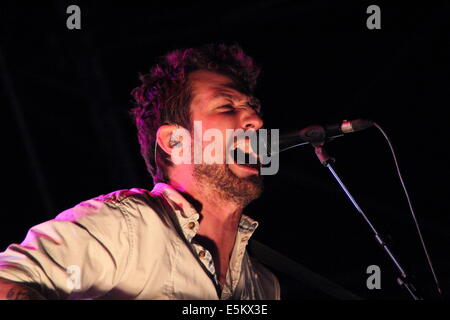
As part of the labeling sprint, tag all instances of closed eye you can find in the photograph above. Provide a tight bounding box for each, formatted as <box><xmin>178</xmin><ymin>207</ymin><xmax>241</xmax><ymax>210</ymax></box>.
<box><xmin>218</xmin><ymin>104</ymin><xmax>236</xmax><ymax>113</ymax></box>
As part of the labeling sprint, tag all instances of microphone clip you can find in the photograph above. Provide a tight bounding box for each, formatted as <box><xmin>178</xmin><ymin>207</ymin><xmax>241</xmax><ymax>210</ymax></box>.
<box><xmin>313</xmin><ymin>143</ymin><xmax>335</xmax><ymax>166</ymax></box>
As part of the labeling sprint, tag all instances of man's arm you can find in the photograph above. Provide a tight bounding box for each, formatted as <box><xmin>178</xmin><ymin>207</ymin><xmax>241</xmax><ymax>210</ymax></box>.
<box><xmin>0</xmin><ymin>277</ymin><xmax>46</xmax><ymax>300</ymax></box>
<box><xmin>0</xmin><ymin>195</ymin><xmax>133</xmax><ymax>300</ymax></box>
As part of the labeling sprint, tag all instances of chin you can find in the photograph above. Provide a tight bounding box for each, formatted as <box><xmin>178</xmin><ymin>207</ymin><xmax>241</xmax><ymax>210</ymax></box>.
<box><xmin>194</xmin><ymin>163</ymin><xmax>264</xmax><ymax>206</ymax></box>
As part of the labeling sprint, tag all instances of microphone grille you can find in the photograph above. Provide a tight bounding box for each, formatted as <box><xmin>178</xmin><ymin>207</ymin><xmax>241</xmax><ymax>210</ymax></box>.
<box><xmin>341</xmin><ymin>119</ymin><xmax>373</xmax><ymax>133</ymax></box>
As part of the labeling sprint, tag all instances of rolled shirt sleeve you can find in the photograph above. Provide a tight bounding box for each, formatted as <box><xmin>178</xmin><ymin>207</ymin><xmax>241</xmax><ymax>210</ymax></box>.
<box><xmin>0</xmin><ymin>197</ymin><xmax>131</xmax><ymax>299</ymax></box>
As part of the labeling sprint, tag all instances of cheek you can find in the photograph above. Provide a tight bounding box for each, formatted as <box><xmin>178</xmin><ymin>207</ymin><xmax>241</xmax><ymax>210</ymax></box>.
<box><xmin>199</xmin><ymin>117</ymin><xmax>238</xmax><ymax>142</ymax></box>
<box><xmin>196</xmin><ymin>120</ymin><xmax>236</xmax><ymax>163</ymax></box>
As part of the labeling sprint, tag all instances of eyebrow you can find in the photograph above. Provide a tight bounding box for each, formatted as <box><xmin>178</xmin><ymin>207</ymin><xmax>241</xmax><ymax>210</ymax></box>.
<box><xmin>211</xmin><ymin>83</ymin><xmax>262</xmax><ymax>114</ymax></box>
<box><xmin>213</xmin><ymin>91</ymin><xmax>260</xmax><ymax>111</ymax></box>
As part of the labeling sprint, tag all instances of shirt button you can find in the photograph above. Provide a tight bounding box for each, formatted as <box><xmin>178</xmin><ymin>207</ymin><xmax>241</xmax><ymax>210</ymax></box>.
<box><xmin>188</xmin><ymin>221</ymin><xmax>196</xmax><ymax>229</ymax></box>
<box><xmin>198</xmin><ymin>250</ymin><xmax>206</xmax><ymax>258</ymax></box>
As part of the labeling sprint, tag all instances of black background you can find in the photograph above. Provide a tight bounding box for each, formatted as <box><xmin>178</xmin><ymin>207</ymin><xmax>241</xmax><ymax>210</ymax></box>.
<box><xmin>1</xmin><ymin>1</ymin><xmax>449</xmax><ymax>300</ymax></box>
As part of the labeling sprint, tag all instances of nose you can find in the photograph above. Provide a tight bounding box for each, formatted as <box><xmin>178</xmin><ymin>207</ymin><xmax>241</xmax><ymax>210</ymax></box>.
<box><xmin>242</xmin><ymin>110</ymin><xmax>264</xmax><ymax>131</ymax></box>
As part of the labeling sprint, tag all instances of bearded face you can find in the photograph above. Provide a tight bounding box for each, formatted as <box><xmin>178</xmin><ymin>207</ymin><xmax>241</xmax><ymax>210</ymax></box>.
<box><xmin>169</xmin><ymin>70</ymin><xmax>265</xmax><ymax>207</ymax></box>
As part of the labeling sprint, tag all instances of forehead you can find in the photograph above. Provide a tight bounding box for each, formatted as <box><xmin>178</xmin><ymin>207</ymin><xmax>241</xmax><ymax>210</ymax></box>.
<box><xmin>189</xmin><ymin>70</ymin><xmax>248</xmax><ymax>103</ymax></box>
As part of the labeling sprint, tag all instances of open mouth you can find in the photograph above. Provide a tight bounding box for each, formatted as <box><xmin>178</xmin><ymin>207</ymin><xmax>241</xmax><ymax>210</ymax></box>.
<box><xmin>230</xmin><ymin>144</ymin><xmax>261</xmax><ymax>171</ymax></box>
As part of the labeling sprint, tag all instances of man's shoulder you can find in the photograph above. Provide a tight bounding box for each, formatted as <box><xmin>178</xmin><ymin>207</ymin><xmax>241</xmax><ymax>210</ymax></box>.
<box><xmin>55</xmin><ymin>187</ymin><xmax>166</xmax><ymax>224</ymax></box>
<box><xmin>91</xmin><ymin>188</ymin><xmax>155</xmax><ymax>205</ymax></box>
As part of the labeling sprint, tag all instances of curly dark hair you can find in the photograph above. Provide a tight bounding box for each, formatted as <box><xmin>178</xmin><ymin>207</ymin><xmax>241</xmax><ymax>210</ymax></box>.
<box><xmin>130</xmin><ymin>43</ymin><xmax>261</xmax><ymax>184</ymax></box>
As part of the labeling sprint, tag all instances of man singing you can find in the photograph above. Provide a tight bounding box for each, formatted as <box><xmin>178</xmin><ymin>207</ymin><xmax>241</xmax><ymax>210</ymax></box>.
<box><xmin>0</xmin><ymin>43</ymin><xmax>280</xmax><ymax>300</ymax></box>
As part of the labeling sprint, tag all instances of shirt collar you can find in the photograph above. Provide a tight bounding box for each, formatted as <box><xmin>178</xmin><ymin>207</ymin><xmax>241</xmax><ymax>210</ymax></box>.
<box><xmin>151</xmin><ymin>182</ymin><xmax>259</xmax><ymax>242</ymax></box>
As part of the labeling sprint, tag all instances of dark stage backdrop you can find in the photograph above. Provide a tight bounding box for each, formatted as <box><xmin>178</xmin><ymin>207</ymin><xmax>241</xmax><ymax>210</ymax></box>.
<box><xmin>1</xmin><ymin>1</ymin><xmax>449</xmax><ymax>300</ymax></box>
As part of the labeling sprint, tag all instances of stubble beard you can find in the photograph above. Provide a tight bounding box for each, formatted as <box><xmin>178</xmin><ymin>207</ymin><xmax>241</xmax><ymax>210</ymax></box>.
<box><xmin>193</xmin><ymin>163</ymin><xmax>264</xmax><ymax>207</ymax></box>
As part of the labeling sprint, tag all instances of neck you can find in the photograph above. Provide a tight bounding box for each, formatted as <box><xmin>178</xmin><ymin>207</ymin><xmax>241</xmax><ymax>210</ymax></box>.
<box><xmin>168</xmin><ymin>176</ymin><xmax>243</xmax><ymax>238</ymax></box>
<box><xmin>168</xmin><ymin>173</ymin><xmax>246</xmax><ymax>287</ymax></box>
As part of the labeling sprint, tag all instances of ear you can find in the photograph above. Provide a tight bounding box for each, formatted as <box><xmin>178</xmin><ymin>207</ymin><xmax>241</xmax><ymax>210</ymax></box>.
<box><xmin>156</xmin><ymin>124</ymin><xmax>182</xmax><ymax>156</ymax></box>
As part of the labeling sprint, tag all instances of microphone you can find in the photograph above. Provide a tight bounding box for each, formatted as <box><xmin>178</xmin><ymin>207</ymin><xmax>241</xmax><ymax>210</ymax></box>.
<box><xmin>264</xmin><ymin>119</ymin><xmax>374</xmax><ymax>154</ymax></box>
<box><xmin>298</xmin><ymin>119</ymin><xmax>374</xmax><ymax>143</ymax></box>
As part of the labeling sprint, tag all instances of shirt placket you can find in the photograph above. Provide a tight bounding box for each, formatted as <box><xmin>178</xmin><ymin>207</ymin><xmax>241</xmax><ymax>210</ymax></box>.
<box><xmin>157</xmin><ymin>184</ymin><xmax>259</xmax><ymax>300</ymax></box>
<box><xmin>162</xmin><ymin>190</ymin><xmax>222</xmax><ymax>293</ymax></box>
<box><xmin>221</xmin><ymin>230</ymin><xmax>252</xmax><ymax>299</ymax></box>
<box><xmin>191</xmin><ymin>243</ymin><xmax>219</xmax><ymax>286</ymax></box>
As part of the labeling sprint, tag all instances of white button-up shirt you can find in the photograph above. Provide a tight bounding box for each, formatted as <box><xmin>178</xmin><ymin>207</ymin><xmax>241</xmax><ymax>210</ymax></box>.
<box><xmin>0</xmin><ymin>183</ymin><xmax>280</xmax><ymax>300</ymax></box>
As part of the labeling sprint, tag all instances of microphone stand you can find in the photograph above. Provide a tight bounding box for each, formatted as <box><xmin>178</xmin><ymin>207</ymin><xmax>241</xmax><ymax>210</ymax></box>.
<box><xmin>311</xmin><ymin>140</ymin><xmax>422</xmax><ymax>300</ymax></box>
